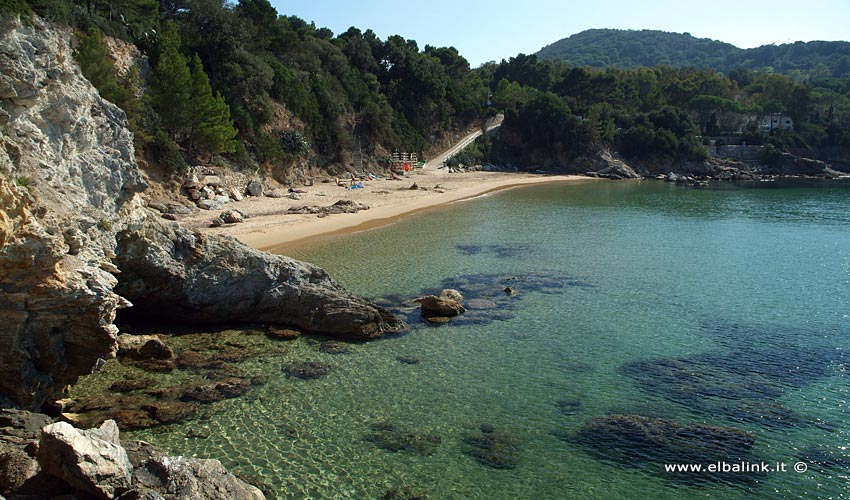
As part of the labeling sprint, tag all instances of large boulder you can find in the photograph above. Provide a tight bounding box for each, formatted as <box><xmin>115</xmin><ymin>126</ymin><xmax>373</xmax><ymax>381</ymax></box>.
<box><xmin>38</xmin><ymin>420</ymin><xmax>133</xmax><ymax>499</ymax></box>
<box><xmin>416</xmin><ymin>289</ymin><xmax>465</xmax><ymax>323</ymax></box>
<box><xmin>115</xmin><ymin>218</ymin><xmax>405</xmax><ymax>339</ymax></box>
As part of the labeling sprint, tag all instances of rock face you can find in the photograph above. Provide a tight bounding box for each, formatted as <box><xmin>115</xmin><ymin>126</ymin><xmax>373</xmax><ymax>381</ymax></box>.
<box><xmin>580</xmin><ymin>149</ymin><xmax>641</xmax><ymax>179</ymax></box>
<box><xmin>115</xmin><ymin>217</ymin><xmax>404</xmax><ymax>339</ymax></box>
<box><xmin>0</xmin><ymin>16</ymin><xmax>145</xmax><ymax>410</ymax></box>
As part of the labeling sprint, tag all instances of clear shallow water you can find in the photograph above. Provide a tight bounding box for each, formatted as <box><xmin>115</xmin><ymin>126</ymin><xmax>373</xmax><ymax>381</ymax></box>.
<box><xmin>122</xmin><ymin>179</ymin><xmax>849</xmax><ymax>499</ymax></box>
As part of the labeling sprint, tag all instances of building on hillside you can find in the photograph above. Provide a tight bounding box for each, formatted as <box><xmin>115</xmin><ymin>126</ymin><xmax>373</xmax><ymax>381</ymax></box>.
<box><xmin>758</xmin><ymin>113</ymin><xmax>794</xmax><ymax>132</ymax></box>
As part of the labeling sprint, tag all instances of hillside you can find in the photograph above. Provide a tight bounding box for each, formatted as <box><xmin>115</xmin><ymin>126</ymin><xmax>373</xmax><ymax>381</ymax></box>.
<box><xmin>537</xmin><ymin>29</ymin><xmax>850</xmax><ymax>77</ymax></box>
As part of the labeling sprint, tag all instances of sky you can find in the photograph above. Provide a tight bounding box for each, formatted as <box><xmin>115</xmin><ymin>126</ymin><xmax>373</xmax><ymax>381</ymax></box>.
<box><xmin>269</xmin><ymin>0</ymin><xmax>850</xmax><ymax>67</ymax></box>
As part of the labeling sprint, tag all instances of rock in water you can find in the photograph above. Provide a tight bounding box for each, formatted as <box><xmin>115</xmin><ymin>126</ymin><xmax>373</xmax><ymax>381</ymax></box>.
<box><xmin>38</xmin><ymin>420</ymin><xmax>132</xmax><ymax>498</ymax></box>
<box><xmin>115</xmin><ymin>218</ymin><xmax>405</xmax><ymax>339</ymax></box>
<box><xmin>416</xmin><ymin>289</ymin><xmax>466</xmax><ymax>323</ymax></box>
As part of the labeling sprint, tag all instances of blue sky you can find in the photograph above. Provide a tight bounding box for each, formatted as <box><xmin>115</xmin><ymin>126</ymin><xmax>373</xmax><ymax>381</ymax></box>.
<box><xmin>269</xmin><ymin>0</ymin><xmax>850</xmax><ymax>67</ymax></box>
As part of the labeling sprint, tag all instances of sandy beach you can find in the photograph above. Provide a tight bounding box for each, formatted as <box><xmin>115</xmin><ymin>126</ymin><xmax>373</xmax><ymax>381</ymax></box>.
<box><xmin>181</xmin><ymin>169</ymin><xmax>590</xmax><ymax>253</ymax></box>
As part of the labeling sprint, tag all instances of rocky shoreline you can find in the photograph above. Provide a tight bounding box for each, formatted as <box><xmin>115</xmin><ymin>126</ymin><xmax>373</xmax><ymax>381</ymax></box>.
<box><xmin>0</xmin><ymin>15</ymin><xmax>403</xmax><ymax>499</ymax></box>
<box><xmin>0</xmin><ymin>409</ymin><xmax>265</xmax><ymax>499</ymax></box>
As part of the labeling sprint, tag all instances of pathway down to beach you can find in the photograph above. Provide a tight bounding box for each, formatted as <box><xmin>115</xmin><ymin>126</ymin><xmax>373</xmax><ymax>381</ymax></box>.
<box><xmin>423</xmin><ymin>114</ymin><xmax>504</xmax><ymax>170</ymax></box>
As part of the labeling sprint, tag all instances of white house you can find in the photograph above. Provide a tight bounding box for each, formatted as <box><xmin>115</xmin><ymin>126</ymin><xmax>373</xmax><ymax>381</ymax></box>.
<box><xmin>759</xmin><ymin>113</ymin><xmax>794</xmax><ymax>131</ymax></box>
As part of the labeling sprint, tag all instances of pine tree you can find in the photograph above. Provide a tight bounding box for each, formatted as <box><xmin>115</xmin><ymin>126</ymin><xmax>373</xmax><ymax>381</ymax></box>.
<box><xmin>187</xmin><ymin>54</ymin><xmax>238</xmax><ymax>154</ymax></box>
<box><xmin>147</xmin><ymin>22</ymin><xmax>191</xmax><ymax>139</ymax></box>
<box><xmin>74</xmin><ymin>27</ymin><xmax>132</xmax><ymax>109</ymax></box>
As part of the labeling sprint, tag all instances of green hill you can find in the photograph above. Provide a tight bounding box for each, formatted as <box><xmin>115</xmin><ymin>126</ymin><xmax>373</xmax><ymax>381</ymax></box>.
<box><xmin>537</xmin><ymin>29</ymin><xmax>850</xmax><ymax>78</ymax></box>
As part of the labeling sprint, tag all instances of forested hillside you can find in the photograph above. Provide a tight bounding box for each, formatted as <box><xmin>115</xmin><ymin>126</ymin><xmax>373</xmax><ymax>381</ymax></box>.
<box><xmin>2</xmin><ymin>0</ymin><xmax>488</xmax><ymax>177</ymax></box>
<box><xmin>475</xmin><ymin>53</ymin><xmax>850</xmax><ymax>169</ymax></box>
<box><xmin>538</xmin><ymin>29</ymin><xmax>850</xmax><ymax>79</ymax></box>
<box><xmin>2</xmin><ymin>1</ymin><xmax>849</xmax><ymax>177</ymax></box>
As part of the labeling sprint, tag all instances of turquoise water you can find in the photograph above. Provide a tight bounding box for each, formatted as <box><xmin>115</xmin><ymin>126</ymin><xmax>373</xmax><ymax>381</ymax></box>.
<box><xmin>128</xmin><ymin>179</ymin><xmax>850</xmax><ymax>499</ymax></box>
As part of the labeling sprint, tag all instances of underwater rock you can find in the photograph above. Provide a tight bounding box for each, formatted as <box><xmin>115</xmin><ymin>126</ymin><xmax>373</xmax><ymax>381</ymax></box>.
<box><xmin>461</xmin><ymin>426</ymin><xmax>520</xmax><ymax>469</ymax></box>
<box><xmin>117</xmin><ymin>334</ymin><xmax>174</xmax><ymax>361</ymax></box>
<box><xmin>571</xmin><ymin>414</ymin><xmax>755</xmax><ymax>466</ymax></box>
<box><xmin>142</xmin><ymin>401</ymin><xmax>201</xmax><ymax>425</ymax></box>
<box><xmin>109</xmin><ymin>376</ymin><xmax>157</xmax><ymax>393</ymax></box>
<box><xmin>366</xmin><ymin>423</ymin><xmax>441</xmax><ymax>456</ymax></box>
<box><xmin>555</xmin><ymin>399</ymin><xmax>583</xmax><ymax>415</ymax></box>
<box><xmin>382</xmin><ymin>486</ymin><xmax>429</xmax><ymax>500</ymax></box>
<box><xmin>424</xmin><ymin>316</ymin><xmax>452</xmax><ymax>325</ymax></box>
<box><xmin>186</xmin><ymin>427</ymin><xmax>211</xmax><ymax>439</ymax></box>
<box><xmin>621</xmin><ymin>345</ymin><xmax>839</xmax><ymax>429</ymax></box>
<box><xmin>397</xmin><ymin>356</ymin><xmax>420</xmax><ymax>365</ymax></box>
<box><xmin>180</xmin><ymin>378</ymin><xmax>251</xmax><ymax>404</ymax></box>
<box><xmin>122</xmin><ymin>358</ymin><xmax>176</xmax><ymax>373</ymax></box>
<box><xmin>455</xmin><ymin>244</ymin><xmax>526</xmax><ymax>258</ymax></box>
<box><xmin>479</xmin><ymin>423</ymin><xmax>495</xmax><ymax>434</ymax></box>
<box><xmin>798</xmin><ymin>447</ymin><xmax>850</xmax><ymax>472</ymax></box>
<box><xmin>319</xmin><ymin>340</ymin><xmax>352</xmax><ymax>354</ymax></box>
<box><xmin>283</xmin><ymin>361</ymin><xmax>330</xmax><ymax>380</ymax></box>
<box><xmin>266</xmin><ymin>327</ymin><xmax>301</xmax><ymax>340</ymax></box>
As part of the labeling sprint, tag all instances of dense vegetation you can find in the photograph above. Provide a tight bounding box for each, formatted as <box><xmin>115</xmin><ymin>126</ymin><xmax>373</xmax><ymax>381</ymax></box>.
<box><xmin>3</xmin><ymin>1</ymin><xmax>849</xmax><ymax>174</ymax></box>
<box><xmin>5</xmin><ymin>0</ymin><xmax>488</xmax><ymax>175</ymax></box>
<box><xmin>538</xmin><ymin>29</ymin><xmax>850</xmax><ymax>79</ymax></box>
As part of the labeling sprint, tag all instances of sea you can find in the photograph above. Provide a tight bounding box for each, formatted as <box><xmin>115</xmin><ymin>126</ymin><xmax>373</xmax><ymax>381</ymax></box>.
<box><xmin>91</xmin><ymin>178</ymin><xmax>850</xmax><ymax>499</ymax></box>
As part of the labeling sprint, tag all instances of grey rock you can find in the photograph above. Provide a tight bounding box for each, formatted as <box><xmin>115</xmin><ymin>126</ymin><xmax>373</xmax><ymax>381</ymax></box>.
<box><xmin>148</xmin><ymin>455</ymin><xmax>264</xmax><ymax>500</ymax></box>
<box><xmin>246</xmin><ymin>180</ymin><xmax>263</xmax><ymax>197</ymax></box>
<box><xmin>264</xmin><ymin>190</ymin><xmax>286</xmax><ymax>198</ymax></box>
<box><xmin>200</xmin><ymin>175</ymin><xmax>221</xmax><ymax>187</ymax></box>
<box><xmin>197</xmin><ymin>199</ymin><xmax>224</xmax><ymax>211</ymax></box>
<box><xmin>147</xmin><ymin>202</ymin><xmax>168</xmax><ymax>214</ymax></box>
<box><xmin>0</xmin><ymin>444</ymin><xmax>39</xmax><ymax>494</ymax></box>
<box><xmin>182</xmin><ymin>173</ymin><xmax>199</xmax><ymax>189</ymax></box>
<box><xmin>201</xmin><ymin>186</ymin><xmax>215</xmax><ymax>200</ymax></box>
<box><xmin>0</xmin><ymin>409</ymin><xmax>53</xmax><ymax>442</ymax></box>
<box><xmin>166</xmin><ymin>203</ymin><xmax>193</xmax><ymax>215</ymax></box>
<box><xmin>38</xmin><ymin>420</ymin><xmax>132</xmax><ymax>499</ymax></box>
<box><xmin>228</xmin><ymin>188</ymin><xmax>243</xmax><ymax>201</ymax></box>
<box><xmin>213</xmin><ymin>195</ymin><xmax>230</xmax><ymax>205</ymax></box>
<box><xmin>114</xmin><ymin>218</ymin><xmax>405</xmax><ymax>339</ymax></box>
<box><xmin>582</xmin><ymin>149</ymin><xmax>641</xmax><ymax>179</ymax></box>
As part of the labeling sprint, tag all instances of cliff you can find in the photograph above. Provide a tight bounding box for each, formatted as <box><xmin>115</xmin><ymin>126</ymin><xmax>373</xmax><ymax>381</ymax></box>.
<box><xmin>0</xmin><ymin>16</ymin><xmax>403</xmax><ymax>412</ymax></box>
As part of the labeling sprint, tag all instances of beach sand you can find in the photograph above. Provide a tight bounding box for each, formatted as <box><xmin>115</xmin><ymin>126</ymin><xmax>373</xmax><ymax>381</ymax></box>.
<box><xmin>181</xmin><ymin>169</ymin><xmax>590</xmax><ymax>254</ymax></box>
